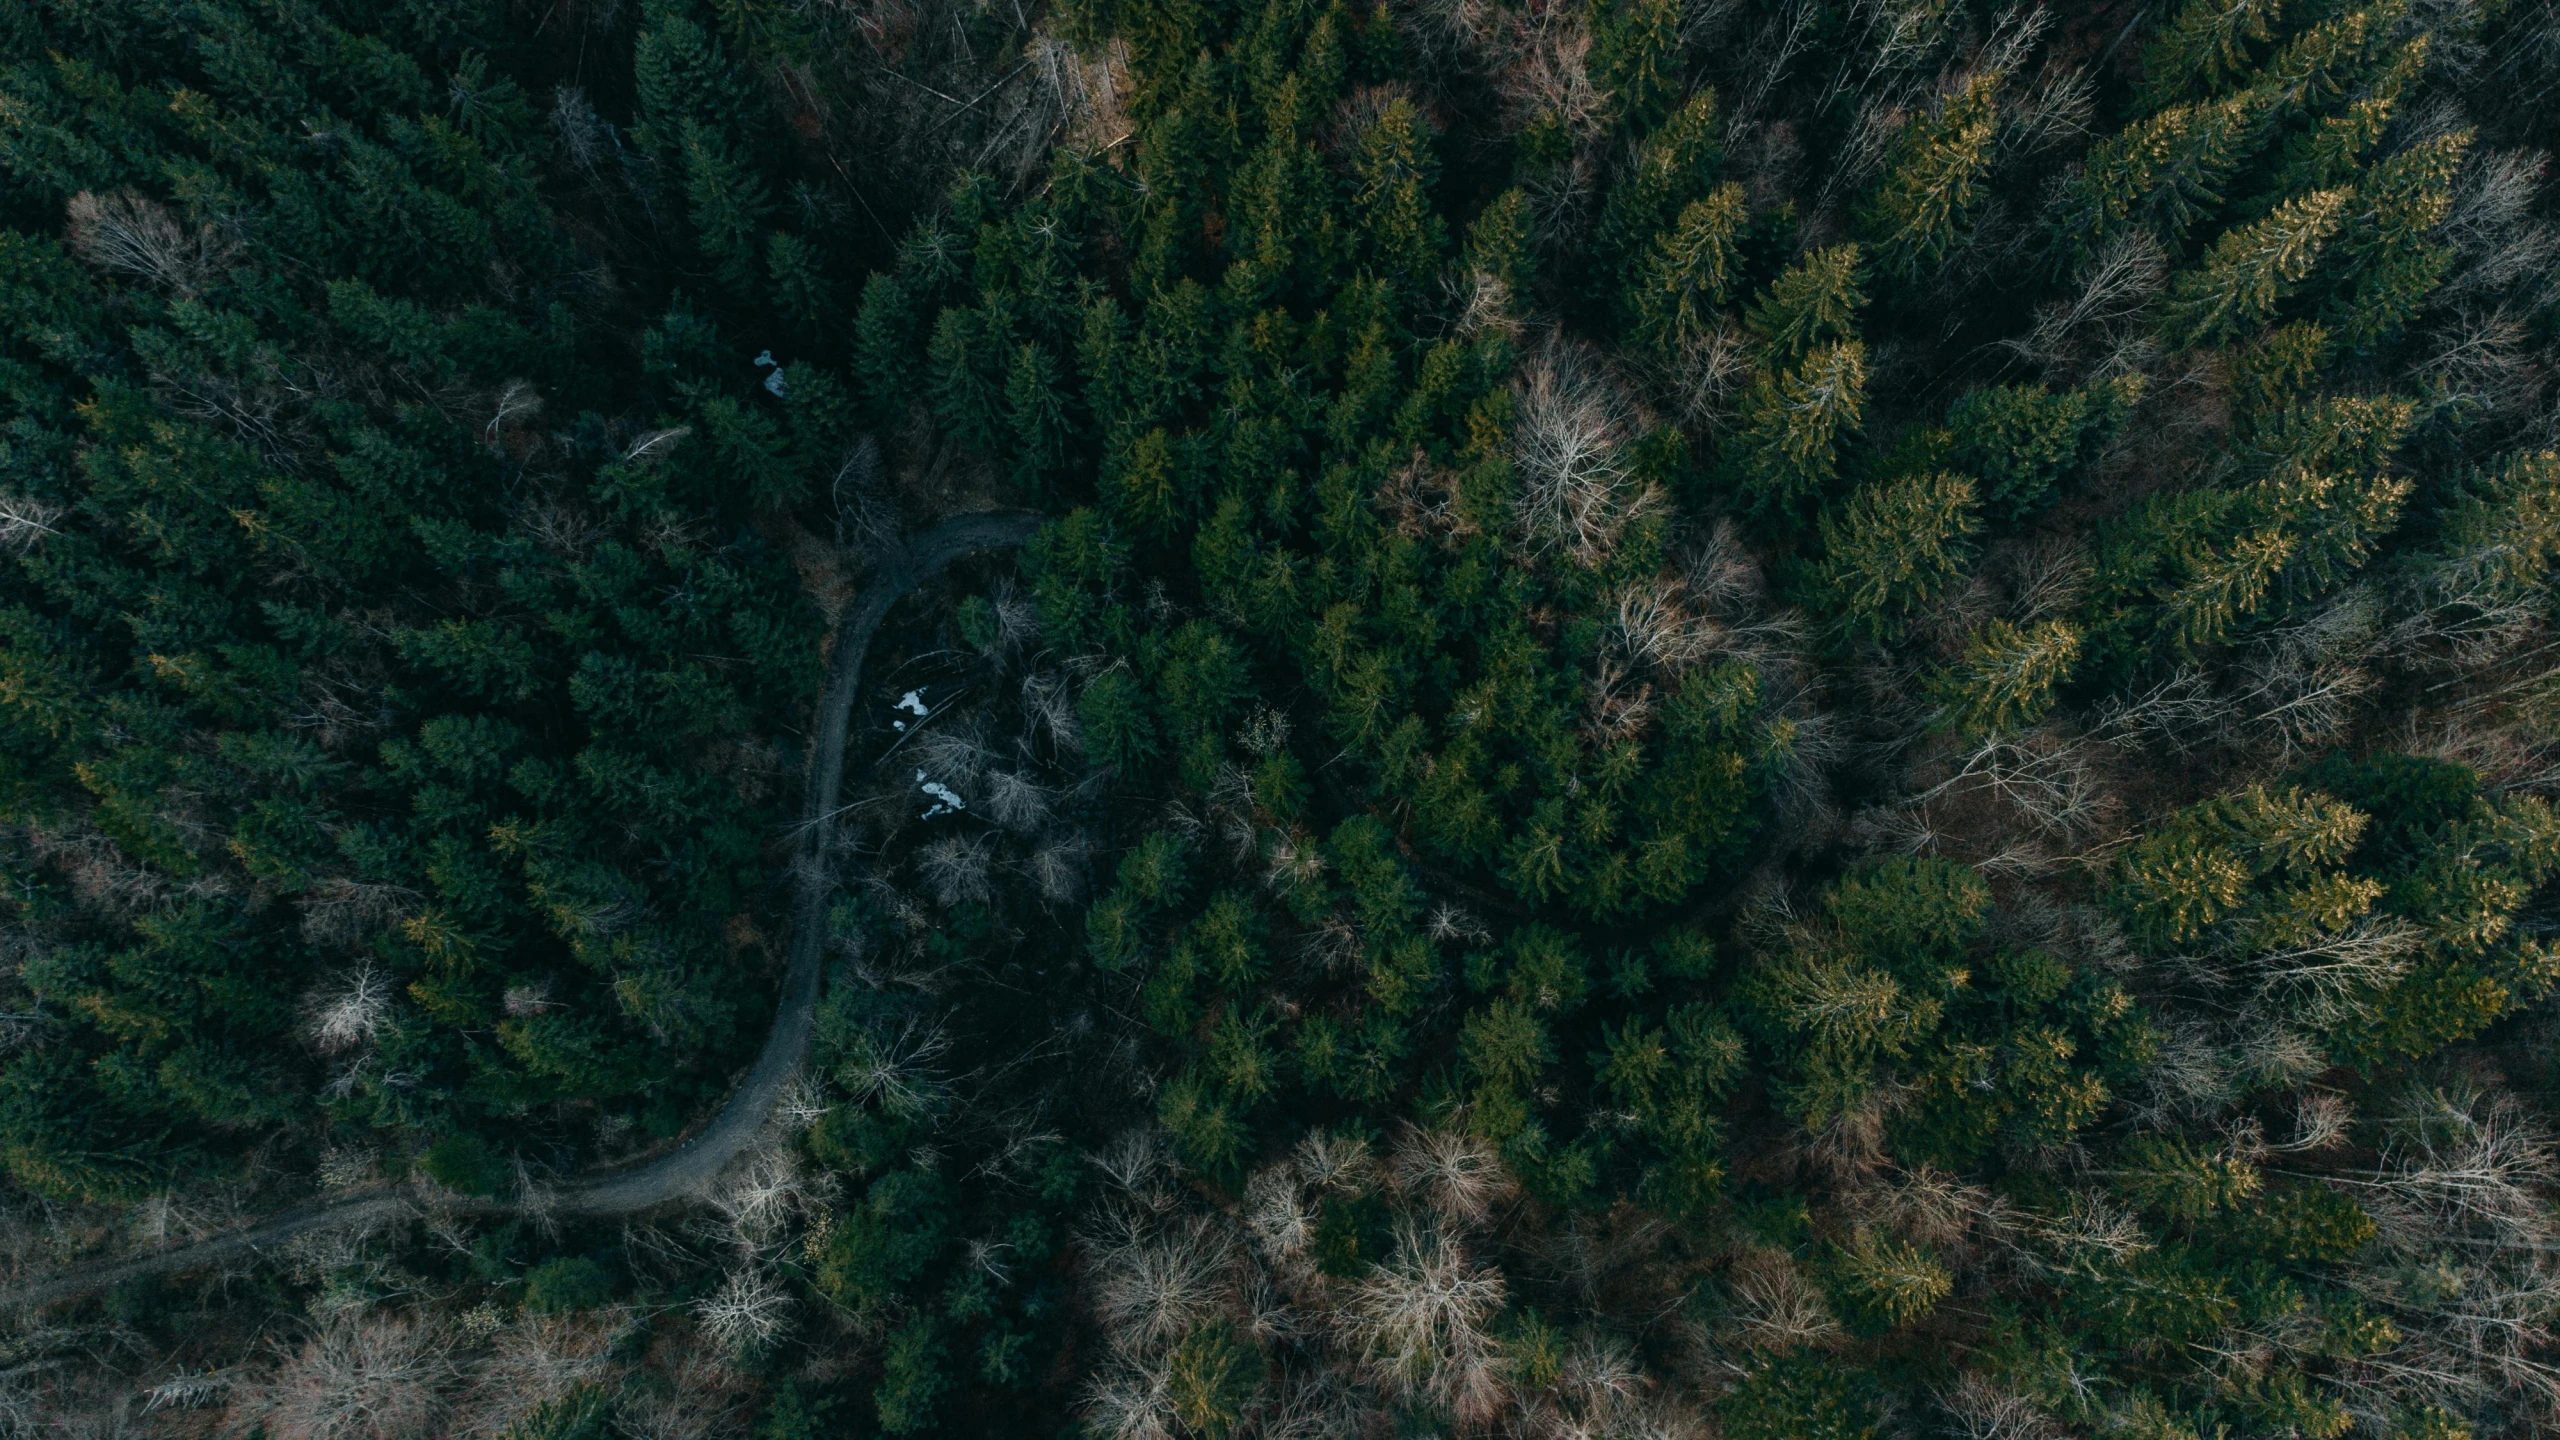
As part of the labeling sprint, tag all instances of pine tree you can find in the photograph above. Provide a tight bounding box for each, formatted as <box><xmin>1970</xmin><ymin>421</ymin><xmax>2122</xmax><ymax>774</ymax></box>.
<box><xmin>2262</xmin><ymin>36</ymin><xmax>2425</xmax><ymax>197</ymax></box>
<box><xmin>1720</xmin><ymin>1359</ymin><xmax>1878</xmax><ymax>1440</ymax></box>
<box><xmin>1948</xmin><ymin>376</ymin><xmax>2145</xmax><ymax>523</ymax></box>
<box><xmin>1731</xmin><ymin>340</ymin><xmax>1867</xmax><ymax>517</ymax></box>
<box><xmin>765</xmin><ymin>230</ymin><xmax>832</xmax><ymax>335</ymax></box>
<box><xmin>2328</xmin><ymin>130</ymin><xmax>2470</xmax><ymax>348</ymax></box>
<box><xmin>1349</xmin><ymin>96</ymin><xmax>1446</xmax><ymax>299</ymax></box>
<box><xmin>1631</xmin><ymin>182</ymin><xmax>1747</xmax><ymax>360</ymax></box>
<box><xmin>1859</xmin><ymin>74</ymin><xmax>1999</xmax><ymax>282</ymax></box>
<box><xmin>927</xmin><ymin>305</ymin><xmax>1008</xmax><ymax>454</ymax></box>
<box><xmin>1080</xmin><ymin>668</ymin><xmax>1162</xmax><ymax>769</ymax></box>
<box><xmin>1814</xmin><ymin>471</ymin><xmax>1982</xmax><ymax>640</ymax></box>
<box><xmin>2137</xmin><ymin>0</ymin><xmax>2285</xmax><ymax>108</ymax></box>
<box><xmin>2228</xmin><ymin>320</ymin><xmax>2334</xmax><ymax>421</ymax></box>
<box><xmin>1589</xmin><ymin>0</ymin><xmax>1687</xmax><ymax>133</ymax></box>
<box><xmin>1932</xmin><ymin>618</ymin><xmax>2082</xmax><ymax>737</ymax></box>
<box><xmin>875</xmin><ymin>1316</ymin><xmax>952</xmax><ymax>1434</ymax></box>
<box><xmin>854</xmin><ymin>272</ymin><xmax>918</xmax><ymax>430</ymax></box>
<box><xmin>1462</xmin><ymin>186</ymin><xmax>1533</xmax><ymax>318</ymax></box>
<box><xmin>1593</xmin><ymin>88</ymin><xmax>1725</xmax><ymax>291</ymax></box>
<box><xmin>2156</xmin><ymin>525</ymin><xmax>2296</xmax><ymax>651</ymax></box>
<box><xmin>2115</xmin><ymin>1134</ymin><xmax>2263</xmax><ymax>1220</ymax></box>
<box><xmin>2255</xmin><ymin>0</ymin><xmax>2408</xmax><ymax>114</ymax></box>
<box><xmin>1826</xmin><ymin>1229</ymin><xmax>1954</xmax><ymax>1333</ymax></box>
<box><xmin>1746</xmin><ymin>243</ymin><xmax>1866</xmax><ymax>364</ymax></box>
<box><xmin>2111</xmin><ymin>782</ymin><xmax>2369</xmax><ymax>948</ymax></box>
<box><xmin>2423</xmin><ymin>450</ymin><xmax>2560</xmax><ymax>603</ymax></box>
<box><xmin>1005</xmin><ymin>341</ymin><xmax>1070</xmax><ymax>490</ymax></box>
<box><xmin>630</xmin><ymin>0</ymin><xmax>769</xmax><ymax>152</ymax></box>
<box><xmin>2058</xmin><ymin>90</ymin><xmax>2270</xmax><ymax>254</ymax></box>
<box><xmin>1108</xmin><ymin>426</ymin><xmax>1187</xmax><ymax>540</ymax></box>
<box><xmin>2244</xmin><ymin>394</ymin><xmax>2414</xmax><ymax>592</ymax></box>
<box><xmin>1166</xmin><ymin>1323</ymin><xmax>1263</xmax><ymax>1440</ymax></box>
<box><xmin>2159</xmin><ymin>188</ymin><xmax>2348</xmax><ymax>348</ymax></box>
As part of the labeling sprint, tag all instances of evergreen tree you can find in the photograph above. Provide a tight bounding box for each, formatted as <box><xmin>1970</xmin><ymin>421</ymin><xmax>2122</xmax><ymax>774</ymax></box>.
<box><xmin>764</xmin><ymin>230</ymin><xmax>833</xmax><ymax>334</ymax></box>
<box><xmin>2160</xmin><ymin>188</ymin><xmax>2348</xmax><ymax>348</ymax></box>
<box><xmin>2420</xmin><ymin>450</ymin><xmax>2560</xmax><ymax>604</ymax></box>
<box><xmin>2327</xmin><ymin>130</ymin><xmax>2470</xmax><ymax>348</ymax></box>
<box><xmin>2137</xmin><ymin>0</ymin><xmax>2285</xmax><ymax>108</ymax></box>
<box><xmin>1006</xmin><ymin>341</ymin><xmax>1071</xmax><ymax>489</ymax></box>
<box><xmin>2057</xmin><ymin>90</ymin><xmax>2270</xmax><ymax>254</ymax></box>
<box><xmin>2155</xmin><ymin>524</ymin><xmax>2297</xmax><ymax>650</ymax></box>
<box><xmin>1593</xmin><ymin>88</ymin><xmax>1725</xmax><ymax>293</ymax></box>
<box><xmin>1948</xmin><ymin>376</ymin><xmax>2146</xmax><ymax>522</ymax></box>
<box><xmin>1590</xmin><ymin>0</ymin><xmax>1687</xmax><ymax>133</ymax></box>
<box><xmin>1860</xmin><ymin>74</ymin><xmax>1999</xmax><ymax>282</ymax></box>
<box><xmin>854</xmin><ymin>271</ymin><xmax>919</xmax><ymax>429</ymax></box>
<box><xmin>1826</xmin><ymin>1229</ymin><xmax>1955</xmax><ymax>1333</ymax></box>
<box><xmin>1932</xmin><ymin>618</ymin><xmax>2082</xmax><ymax>736</ymax></box>
<box><xmin>20</xmin><ymin>3</ymin><xmax>2560</xmax><ymax>1434</ymax></box>
<box><xmin>1731</xmin><ymin>340</ymin><xmax>1867</xmax><ymax>518</ymax></box>
<box><xmin>1746</xmin><ymin>243</ymin><xmax>1867</xmax><ymax>364</ymax></box>
<box><xmin>1814</xmin><ymin>471</ymin><xmax>1982</xmax><ymax>639</ymax></box>
<box><xmin>1631</xmin><ymin>182</ymin><xmax>1747</xmax><ymax>360</ymax></box>
<box><xmin>2228</xmin><ymin>320</ymin><xmax>2334</xmax><ymax>422</ymax></box>
<box><xmin>1348</xmin><ymin>95</ymin><xmax>1445</xmax><ymax>299</ymax></box>
<box><xmin>680</xmin><ymin>120</ymin><xmax>773</xmax><ymax>297</ymax></box>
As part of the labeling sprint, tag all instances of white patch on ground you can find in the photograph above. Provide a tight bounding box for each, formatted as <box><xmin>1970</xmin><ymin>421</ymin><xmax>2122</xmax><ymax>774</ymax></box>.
<box><xmin>893</xmin><ymin>689</ymin><xmax>930</xmax><ymax>731</ymax></box>
<box><xmin>917</xmin><ymin>769</ymin><xmax>967</xmax><ymax>819</ymax></box>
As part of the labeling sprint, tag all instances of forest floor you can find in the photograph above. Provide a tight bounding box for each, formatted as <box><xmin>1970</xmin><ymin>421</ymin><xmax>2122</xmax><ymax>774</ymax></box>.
<box><xmin>0</xmin><ymin>509</ymin><xmax>1046</xmax><ymax>1314</ymax></box>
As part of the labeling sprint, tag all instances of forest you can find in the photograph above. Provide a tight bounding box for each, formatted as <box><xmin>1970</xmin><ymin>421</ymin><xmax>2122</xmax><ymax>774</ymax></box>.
<box><xmin>5</xmin><ymin>0</ymin><xmax>2560</xmax><ymax>1435</ymax></box>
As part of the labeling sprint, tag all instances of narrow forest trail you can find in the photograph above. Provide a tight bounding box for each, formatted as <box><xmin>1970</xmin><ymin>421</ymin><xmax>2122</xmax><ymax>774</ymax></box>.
<box><xmin>0</xmin><ymin>510</ymin><xmax>1046</xmax><ymax>1313</ymax></box>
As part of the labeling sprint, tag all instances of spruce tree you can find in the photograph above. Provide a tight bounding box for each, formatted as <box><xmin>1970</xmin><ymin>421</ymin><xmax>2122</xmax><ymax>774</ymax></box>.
<box><xmin>1590</xmin><ymin>0</ymin><xmax>1687</xmax><ymax>134</ymax></box>
<box><xmin>1860</xmin><ymin>74</ymin><xmax>1999</xmax><ymax>282</ymax></box>
<box><xmin>1631</xmin><ymin>182</ymin><xmax>1747</xmax><ymax>360</ymax></box>
<box><xmin>1746</xmin><ymin>243</ymin><xmax>1867</xmax><ymax>364</ymax></box>
<box><xmin>2058</xmin><ymin>90</ymin><xmax>2270</xmax><ymax>254</ymax></box>
<box><xmin>2162</xmin><ymin>188</ymin><xmax>2349</xmax><ymax>348</ymax></box>
<box><xmin>680</xmin><ymin>121</ymin><xmax>773</xmax><ymax>297</ymax></box>
<box><xmin>1731</xmin><ymin>339</ymin><xmax>1868</xmax><ymax>518</ymax></box>
<box><xmin>764</xmin><ymin>230</ymin><xmax>833</xmax><ymax>334</ymax></box>
<box><xmin>1932</xmin><ymin>618</ymin><xmax>2082</xmax><ymax>736</ymax></box>
<box><xmin>1814</xmin><ymin>471</ymin><xmax>1983</xmax><ymax>640</ymax></box>
<box><xmin>2328</xmin><ymin>130</ymin><xmax>2470</xmax><ymax>347</ymax></box>
<box><xmin>1593</xmin><ymin>88</ymin><xmax>1725</xmax><ymax>293</ymax></box>
<box><xmin>2137</xmin><ymin>0</ymin><xmax>2285</xmax><ymax>108</ymax></box>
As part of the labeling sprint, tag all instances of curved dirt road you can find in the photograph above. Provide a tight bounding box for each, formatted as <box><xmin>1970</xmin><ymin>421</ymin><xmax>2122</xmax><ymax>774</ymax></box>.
<box><xmin>0</xmin><ymin>511</ymin><xmax>1044</xmax><ymax>1312</ymax></box>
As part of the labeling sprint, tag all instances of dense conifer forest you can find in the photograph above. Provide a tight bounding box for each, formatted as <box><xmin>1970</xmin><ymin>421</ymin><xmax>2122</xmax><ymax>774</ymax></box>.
<box><xmin>8</xmin><ymin>0</ymin><xmax>2560</xmax><ymax>1435</ymax></box>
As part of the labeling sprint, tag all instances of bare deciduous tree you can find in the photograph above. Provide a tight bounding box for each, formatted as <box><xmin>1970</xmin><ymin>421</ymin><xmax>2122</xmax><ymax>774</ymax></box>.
<box><xmin>981</xmin><ymin>768</ymin><xmax>1054</xmax><ymax>834</ymax></box>
<box><xmin>2225</xmin><ymin>589</ymin><xmax>2383</xmax><ymax>761</ymax></box>
<box><xmin>1022</xmin><ymin>671</ymin><xmax>1083</xmax><ymax>755</ymax></box>
<box><xmin>695</xmin><ymin>1267</ymin><xmax>795</xmax><ymax>1355</ymax></box>
<box><xmin>2002</xmin><ymin>230</ymin><xmax>2167</xmax><ymax>379</ymax></box>
<box><xmin>63</xmin><ymin>189</ymin><xmax>237</xmax><ymax>296</ymax></box>
<box><xmin>1389</xmin><ymin>1127</ymin><xmax>1513</xmax><ymax>1229</ymax></box>
<box><xmin>916</xmin><ymin>831</ymin><xmax>993</xmax><ymax>908</ymax></box>
<box><xmin>1718</xmin><ymin>1247</ymin><xmax>1841</xmax><ymax>1353</ymax></box>
<box><xmin>303</xmin><ymin>963</ymin><xmax>395</xmax><ymax>1056</ymax></box>
<box><xmin>453</xmin><ymin>1312</ymin><xmax>627</xmax><ymax>1438</ymax></box>
<box><xmin>1025</xmin><ymin>832</ymin><xmax>1088</xmax><ymax>903</ymax></box>
<box><xmin>1092</xmin><ymin>1214</ymin><xmax>1235</xmax><ymax>1360</ymax></box>
<box><xmin>1512</xmin><ymin>339</ymin><xmax>1663</xmax><ymax>570</ymax></box>
<box><xmin>242</xmin><ymin>1311</ymin><xmax>455</xmax><ymax>1440</ymax></box>
<box><xmin>836</xmin><ymin>1016</ymin><xmax>952</xmax><ymax>1121</ymax></box>
<box><xmin>0</xmin><ymin>492</ymin><xmax>63</xmax><ymax>555</ymax></box>
<box><xmin>1337</xmin><ymin>1219</ymin><xmax>1507</xmax><ymax>1415</ymax></box>
<box><xmin>1939</xmin><ymin>1371</ymin><xmax>2059</xmax><ymax>1440</ymax></box>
